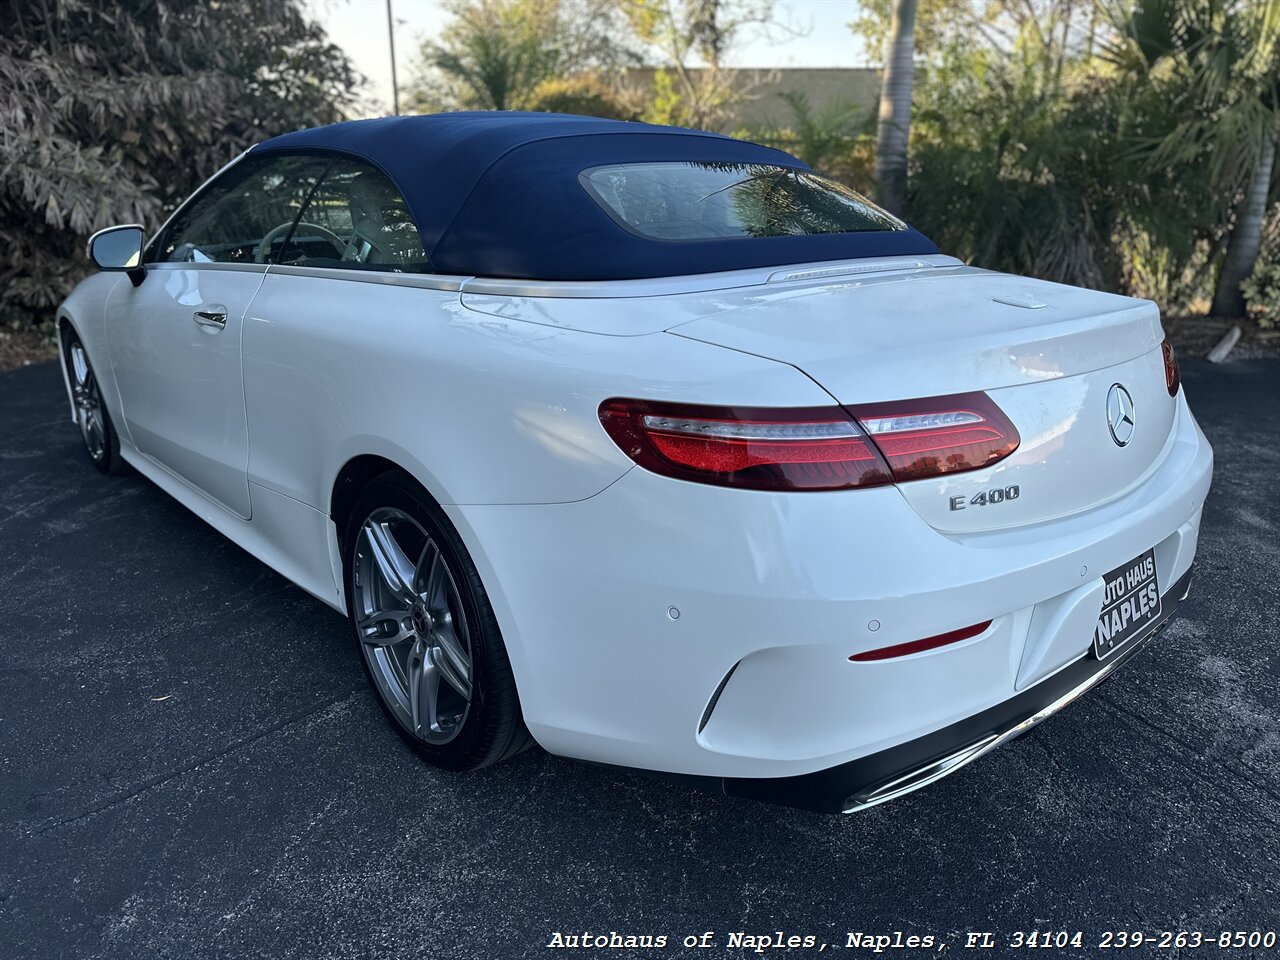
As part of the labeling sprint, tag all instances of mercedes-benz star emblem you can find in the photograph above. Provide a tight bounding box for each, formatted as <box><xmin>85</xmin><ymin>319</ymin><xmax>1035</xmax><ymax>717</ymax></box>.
<box><xmin>1107</xmin><ymin>383</ymin><xmax>1135</xmax><ymax>447</ymax></box>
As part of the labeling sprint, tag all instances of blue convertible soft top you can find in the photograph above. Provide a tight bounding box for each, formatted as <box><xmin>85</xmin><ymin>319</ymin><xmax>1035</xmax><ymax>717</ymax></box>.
<box><xmin>254</xmin><ymin>112</ymin><xmax>938</xmax><ymax>281</ymax></box>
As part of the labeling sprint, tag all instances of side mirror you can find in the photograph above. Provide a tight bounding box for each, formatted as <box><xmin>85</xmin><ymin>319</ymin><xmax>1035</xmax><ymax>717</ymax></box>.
<box><xmin>87</xmin><ymin>224</ymin><xmax>147</xmax><ymax>286</ymax></box>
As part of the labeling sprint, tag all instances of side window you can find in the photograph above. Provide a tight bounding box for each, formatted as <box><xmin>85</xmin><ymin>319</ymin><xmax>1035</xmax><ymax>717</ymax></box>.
<box><xmin>150</xmin><ymin>155</ymin><xmax>330</xmax><ymax>265</ymax></box>
<box><xmin>283</xmin><ymin>158</ymin><xmax>429</xmax><ymax>273</ymax></box>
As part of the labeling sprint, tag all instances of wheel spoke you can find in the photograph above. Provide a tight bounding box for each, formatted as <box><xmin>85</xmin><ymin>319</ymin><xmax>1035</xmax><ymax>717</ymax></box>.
<box><xmin>78</xmin><ymin>405</ymin><xmax>102</xmax><ymax>458</ymax></box>
<box><xmin>431</xmin><ymin>625</ymin><xmax>472</xmax><ymax>700</ymax></box>
<box><xmin>68</xmin><ymin>344</ymin><xmax>104</xmax><ymax>456</ymax></box>
<box><xmin>422</xmin><ymin>544</ymin><xmax>448</xmax><ymax>614</ymax></box>
<box><xmin>362</xmin><ymin>520</ymin><xmax>418</xmax><ymax>605</ymax></box>
<box><xmin>413</xmin><ymin>540</ymin><xmax>440</xmax><ymax>599</ymax></box>
<box><xmin>407</xmin><ymin>640</ymin><xmax>441</xmax><ymax>737</ymax></box>
<box><xmin>87</xmin><ymin>408</ymin><xmax>105</xmax><ymax>448</ymax></box>
<box><xmin>71</xmin><ymin>345</ymin><xmax>89</xmax><ymax>386</ymax></box>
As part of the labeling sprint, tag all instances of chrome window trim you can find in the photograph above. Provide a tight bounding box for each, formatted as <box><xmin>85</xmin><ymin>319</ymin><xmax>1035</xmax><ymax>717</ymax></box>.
<box><xmin>459</xmin><ymin>254</ymin><xmax>964</xmax><ymax>300</ymax></box>
<box><xmin>145</xmin><ymin>261</ymin><xmax>270</xmax><ymax>276</ymax></box>
<box><xmin>144</xmin><ymin>254</ymin><xmax>961</xmax><ymax>298</ymax></box>
<box><xmin>265</xmin><ymin>263</ymin><xmax>470</xmax><ymax>292</ymax></box>
<box><xmin>460</xmin><ymin>270</ymin><xmax>772</xmax><ymax>299</ymax></box>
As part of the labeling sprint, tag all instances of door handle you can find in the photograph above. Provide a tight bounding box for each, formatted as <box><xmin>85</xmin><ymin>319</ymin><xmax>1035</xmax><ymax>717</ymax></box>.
<box><xmin>193</xmin><ymin>307</ymin><xmax>228</xmax><ymax>329</ymax></box>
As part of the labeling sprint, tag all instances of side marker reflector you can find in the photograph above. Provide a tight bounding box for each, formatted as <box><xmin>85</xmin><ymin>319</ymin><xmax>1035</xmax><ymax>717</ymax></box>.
<box><xmin>850</xmin><ymin>620</ymin><xmax>993</xmax><ymax>662</ymax></box>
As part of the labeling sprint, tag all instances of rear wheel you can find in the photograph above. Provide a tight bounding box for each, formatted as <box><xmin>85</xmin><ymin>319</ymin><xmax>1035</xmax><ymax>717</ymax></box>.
<box><xmin>343</xmin><ymin>471</ymin><xmax>531</xmax><ymax>770</ymax></box>
<box><xmin>63</xmin><ymin>330</ymin><xmax>126</xmax><ymax>475</ymax></box>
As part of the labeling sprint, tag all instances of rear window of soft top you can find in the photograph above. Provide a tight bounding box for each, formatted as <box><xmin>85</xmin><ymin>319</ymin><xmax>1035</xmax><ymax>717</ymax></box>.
<box><xmin>580</xmin><ymin>161</ymin><xmax>905</xmax><ymax>242</ymax></box>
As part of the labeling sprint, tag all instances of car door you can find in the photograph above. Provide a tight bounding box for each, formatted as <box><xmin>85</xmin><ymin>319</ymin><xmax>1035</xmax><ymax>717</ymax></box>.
<box><xmin>106</xmin><ymin>154</ymin><xmax>332</xmax><ymax>519</ymax></box>
<box><xmin>240</xmin><ymin>154</ymin><xmax>436</xmax><ymax>510</ymax></box>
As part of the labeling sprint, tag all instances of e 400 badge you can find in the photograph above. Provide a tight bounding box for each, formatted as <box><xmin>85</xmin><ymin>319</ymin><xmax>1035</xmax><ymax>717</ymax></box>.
<box><xmin>950</xmin><ymin>485</ymin><xmax>1021</xmax><ymax>511</ymax></box>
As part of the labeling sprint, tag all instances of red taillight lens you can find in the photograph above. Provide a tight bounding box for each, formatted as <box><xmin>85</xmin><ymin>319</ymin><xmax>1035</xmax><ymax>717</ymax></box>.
<box><xmin>845</xmin><ymin>392</ymin><xmax>1020</xmax><ymax>482</ymax></box>
<box><xmin>1161</xmin><ymin>339</ymin><xmax>1180</xmax><ymax>397</ymax></box>
<box><xmin>600</xmin><ymin>392</ymin><xmax>1019</xmax><ymax>490</ymax></box>
<box><xmin>849</xmin><ymin>620</ymin><xmax>992</xmax><ymax>662</ymax></box>
<box><xmin>598</xmin><ymin>399</ymin><xmax>893</xmax><ymax>491</ymax></box>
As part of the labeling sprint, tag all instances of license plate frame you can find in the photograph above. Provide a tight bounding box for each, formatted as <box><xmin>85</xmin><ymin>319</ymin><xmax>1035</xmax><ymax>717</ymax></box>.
<box><xmin>1093</xmin><ymin>548</ymin><xmax>1162</xmax><ymax>660</ymax></box>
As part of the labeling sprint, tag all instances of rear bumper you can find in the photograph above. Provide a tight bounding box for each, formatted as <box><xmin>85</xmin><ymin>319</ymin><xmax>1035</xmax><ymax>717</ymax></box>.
<box><xmin>721</xmin><ymin>566</ymin><xmax>1193</xmax><ymax>813</ymax></box>
<box><xmin>446</xmin><ymin>393</ymin><xmax>1212</xmax><ymax>781</ymax></box>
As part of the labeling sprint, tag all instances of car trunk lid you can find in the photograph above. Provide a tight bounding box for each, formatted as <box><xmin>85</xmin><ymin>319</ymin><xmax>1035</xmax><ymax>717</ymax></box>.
<box><xmin>667</xmin><ymin>266</ymin><xmax>1177</xmax><ymax>531</ymax></box>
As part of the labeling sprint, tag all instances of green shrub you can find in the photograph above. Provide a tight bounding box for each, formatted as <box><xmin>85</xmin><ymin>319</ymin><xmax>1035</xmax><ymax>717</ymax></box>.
<box><xmin>1242</xmin><ymin>257</ymin><xmax>1280</xmax><ymax>329</ymax></box>
<box><xmin>738</xmin><ymin>93</ymin><xmax>875</xmax><ymax>193</ymax></box>
<box><xmin>1</xmin><ymin>0</ymin><xmax>357</xmax><ymax>330</ymax></box>
<box><xmin>526</xmin><ymin>74</ymin><xmax>636</xmax><ymax>119</ymax></box>
<box><xmin>904</xmin><ymin>18</ymin><xmax>1219</xmax><ymax>307</ymax></box>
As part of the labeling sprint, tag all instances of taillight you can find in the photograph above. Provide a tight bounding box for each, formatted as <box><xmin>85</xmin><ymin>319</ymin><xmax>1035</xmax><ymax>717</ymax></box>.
<box><xmin>600</xmin><ymin>392</ymin><xmax>1019</xmax><ymax>490</ymax></box>
<box><xmin>845</xmin><ymin>391</ymin><xmax>1020</xmax><ymax>481</ymax></box>
<box><xmin>1161</xmin><ymin>339</ymin><xmax>1180</xmax><ymax>397</ymax></box>
<box><xmin>598</xmin><ymin>399</ymin><xmax>893</xmax><ymax>491</ymax></box>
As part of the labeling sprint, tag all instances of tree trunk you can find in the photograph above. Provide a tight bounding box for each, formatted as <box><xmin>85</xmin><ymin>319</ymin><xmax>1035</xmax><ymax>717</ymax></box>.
<box><xmin>874</xmin><ymin>0</ymin><xmax>918</xmax><ymax>217</ymax></box>
<box><xmin>1211</xmin><ymin>133</ymin><xmax>1276</xmax><ymax>318</ymax></box>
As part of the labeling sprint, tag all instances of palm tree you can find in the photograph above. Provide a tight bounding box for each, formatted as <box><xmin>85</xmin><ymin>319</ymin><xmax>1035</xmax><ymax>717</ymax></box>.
<box><xmin>409</xmin><ymin>0</ymin><xmax>633</xmax><ymax>113</ymax></box>
<box><xmin>874</xmin><ymin>0</ymin><xmax>918</xmax><ymax>216</ymax></box>
<box><xmin>775</xmin><ymin>90</ymin><xmax>862</xmax><ymax>172</ymax></box>
<box><xmin>1211</xmin><ymin>126</ymin><xmax>1276</xmax><ymax>316</ymax></box>
<box><xmin>417</xmin><ymin>0</ymin><xmax>557</xmax><ymax>110</ymax></box>
<box><xmin>1113</xmin><ymin>0</ymin><xmax>1280</xmax><ymax>318</ymax></box>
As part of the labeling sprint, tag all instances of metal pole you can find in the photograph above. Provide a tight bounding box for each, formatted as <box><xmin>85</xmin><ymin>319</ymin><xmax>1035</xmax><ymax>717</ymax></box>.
<box><xmin>386</xmin><ymin>0</ymin><xmax>400</xmax><ymax>116</ymax></box>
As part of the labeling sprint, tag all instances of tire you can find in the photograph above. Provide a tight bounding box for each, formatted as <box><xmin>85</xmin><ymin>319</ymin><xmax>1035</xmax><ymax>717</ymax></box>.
<box><xmin>343</xmin><ymin>470</ymin><xmax>532</xmax><ymax>770</ymax></box>
<box><xmin>62</xmin><ymin>329</ymin><xmax>127</xmax><ymax>475</ymax></box>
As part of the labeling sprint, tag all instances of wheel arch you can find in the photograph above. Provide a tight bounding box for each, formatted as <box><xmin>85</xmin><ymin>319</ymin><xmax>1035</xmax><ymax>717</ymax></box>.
<box><xmin>329</xmin><ymin>453</ymin><xmax>406</xmax><ymax>550</ymax></box>
<box><xmin>55</xmin><ymin>309</ymin><xmax>80</xmax><ymax>421</ymax></box>
<box><xmin>55</xmin><ymin>279</ymin><xmax>129</xmax><ymax>440</ymax></box>
<box><xmin>56</xmin><ymin>308</ymin><xmax>77</xmax><ymax>339</ymax></box>
<box><xmin>327</xmin><ymin>448</ymin><xmax>459</xmax><ymax>554</ymax></box>
<box><xmin>326</xmin><ymin>451</ymin><xmax>536</xmax><ymax>739</ymax></box>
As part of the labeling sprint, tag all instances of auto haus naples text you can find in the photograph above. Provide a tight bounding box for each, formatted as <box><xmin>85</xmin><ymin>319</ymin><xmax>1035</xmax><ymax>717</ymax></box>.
<box><xmin>545</xmin><ymin>930</ymin><xmax>941</xmax><ymax>952</ymax></box>
<box><xmin>1095</xmin><ymin>553</ymin><xmax>1160</xmax><ymax>646</ymax></box>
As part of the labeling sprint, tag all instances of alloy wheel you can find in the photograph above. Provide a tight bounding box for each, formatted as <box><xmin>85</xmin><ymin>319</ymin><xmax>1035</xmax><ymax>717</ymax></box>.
<box><xmin>352</xmin><ymin>507</ymin><xmax>474</xmax><ymax>745</ymax></box>
<box><xmin>69</xmin><ymin>342</ymin><xmax>106</xmax><ymax>462</ymax></box>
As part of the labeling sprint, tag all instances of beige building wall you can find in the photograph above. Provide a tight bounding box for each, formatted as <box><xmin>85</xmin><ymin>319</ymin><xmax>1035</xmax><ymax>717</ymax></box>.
<box><xmin>620</xmin><ymin>67</ymin><xmax>883</xmax><ymax>131</ymax></box>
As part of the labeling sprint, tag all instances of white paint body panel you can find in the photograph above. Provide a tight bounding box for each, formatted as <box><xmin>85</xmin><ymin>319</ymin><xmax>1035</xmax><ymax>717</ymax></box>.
<box><xmin>459</xmin><ymin>254</ymin><xmax>965</xmax><ymax>336</ymax></box>
<box><xmin>242</xmin><ymin>270</ymin><xmax>831</xmax><ymax>509</ymax></box>
<box><xmin>57</xmin><ymin>255</ymin><xmax>1213</xmax><ymax>783</ymax></box>
<box><xmin>668</xmin><ymin>267</ymin><xmax>1165</xmax><ymax>400</ymax></box>
<box><xmin>448</xmin><ymin>394</ymin><xmax>1208</xmax><ymax>776</ymax></box>
<box><xmin>105</xmin><ymin>263</ymin><xmax>265</xmax><ymax>518</ymax></box>
<box><xmin>901</xmin><ymin>349</ymin><xmax>1179</xmax><ymax>531</ymax></box>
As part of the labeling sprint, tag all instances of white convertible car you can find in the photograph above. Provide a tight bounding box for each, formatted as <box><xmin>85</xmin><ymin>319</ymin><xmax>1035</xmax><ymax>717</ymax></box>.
<box><xmin>58</xmin><ymin>113</ymin><xmax>1212</xmax><ymax>813</ymax></box>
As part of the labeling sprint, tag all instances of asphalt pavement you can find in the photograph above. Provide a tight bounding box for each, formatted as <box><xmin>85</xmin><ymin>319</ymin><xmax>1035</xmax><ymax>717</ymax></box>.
<box><xmin>1</xmin><ymin>358</ymin><xmax>1278</xmax><ymax>959</ymax></box>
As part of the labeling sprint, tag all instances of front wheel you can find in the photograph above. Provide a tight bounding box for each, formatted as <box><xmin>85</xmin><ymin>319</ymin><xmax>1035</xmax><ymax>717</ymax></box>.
<box><xmin>343</xmin><ymin>471</ymin><xmax>532</xmax><ymax>770</ymax></box>
<box><xmin>63</xmin><ymin>330</ymin><xmax>127</xmax><ymax>475</ymax></box>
